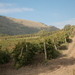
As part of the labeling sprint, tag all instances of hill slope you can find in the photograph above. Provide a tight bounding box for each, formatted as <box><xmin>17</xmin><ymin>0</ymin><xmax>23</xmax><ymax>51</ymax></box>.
<box><xmin>7</xmin><ymin>17</ymin><xmax>47</xmax><ymax>28</ymax></box>
<box><xmin>0</xmin><ymin>16</ymin><xmax>59</xmax><ymax>35</ymax></box>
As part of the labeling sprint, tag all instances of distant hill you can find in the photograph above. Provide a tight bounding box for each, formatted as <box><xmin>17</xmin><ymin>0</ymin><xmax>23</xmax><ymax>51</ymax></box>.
<box><xmin>0</xmin><ymin>15</ymin><xmax>59</xmax><ymax>35</ymax></box>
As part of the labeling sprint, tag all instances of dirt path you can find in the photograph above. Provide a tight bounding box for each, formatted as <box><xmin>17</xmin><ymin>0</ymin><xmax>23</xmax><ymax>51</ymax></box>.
<box><xmin>62</xmin><ymin>36</ymin><xmax>75</xmax><ymax>57</ymax></box>
<box><xmin>1</xmin><ymin>36</ymin><xmax>75</xmax><ymax>75</ymax></box>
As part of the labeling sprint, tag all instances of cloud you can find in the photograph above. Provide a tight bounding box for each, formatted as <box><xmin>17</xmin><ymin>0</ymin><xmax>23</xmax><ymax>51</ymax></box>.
<box><xmin>51</xmin><ymin>18</ymin><xmax>75</xmax><ymax>29</ymax></box>
<box><xmin>0</xmin><ymin>3</ymin><xmax>34</xmax><ymax>13</ymax></box>
<box><xmin>0</xmin><ymin>8</ymin><xmax>34</xmax><ymax>13</ymax></box>
<box><xmin>0</xmin><ymin>3</ymin><xmax>13</xmax><ymax>7</ymax></box>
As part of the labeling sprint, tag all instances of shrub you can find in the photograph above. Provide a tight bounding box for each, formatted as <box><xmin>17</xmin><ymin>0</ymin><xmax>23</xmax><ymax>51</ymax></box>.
<box><xmin>12</xmin><ymin>39</ymin><xmax>60</xmax><ymax>69</ymax></box>
<box><xmin>46</xmin><ymin>39</ymin><xmax>60</xmax><ymax>59</ymax></box>
<box><xmin>39</xmin><ymin>39</ymin><xmax>60</xmax><ymax>60</ymax></box>
<box><xmin>12</xmin><ymin>41</ymin><xmax>39</xmax><ymax>69</ymax></box>
<box><xmin>0</xmin><ymin>47</ymin><xmax>10</xmax><ymax>64</ymax></box>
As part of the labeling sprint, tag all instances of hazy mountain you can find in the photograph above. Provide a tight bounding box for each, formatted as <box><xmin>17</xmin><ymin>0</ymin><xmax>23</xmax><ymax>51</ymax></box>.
<box><xmin>0</xmin><ymin>15</ymin><xmax>59</xmax><ymax>35</ymax></box>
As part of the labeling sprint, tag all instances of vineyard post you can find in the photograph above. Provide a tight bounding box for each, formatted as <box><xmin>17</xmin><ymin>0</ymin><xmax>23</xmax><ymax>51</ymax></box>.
<box><xmin>26</xmin><ymin>44</ymin><xmax>28</xmax><ymax>51</ymax></box>
<box><xmin>44</xmin><ymin>42</ymin><xmax>47</xmax><ymax>60</ymax></box>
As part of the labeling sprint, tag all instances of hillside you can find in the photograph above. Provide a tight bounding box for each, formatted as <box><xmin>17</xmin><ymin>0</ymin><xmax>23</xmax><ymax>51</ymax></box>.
<box><xmin>0</xmin><ymin>16</ymin><xmax>59</xmax><ymax>35</ymax></box>
<box><xmin>7</xmin><ymin>17</ymin><xmax>47</xmax><ymax>28</ymax></box>
<box><xmin>1</xmin><ymin>36</ymin><xmax>75</xmax><ymax>75</ymax></box>
<box><xmin>0</xmin><ymin>25</ymin><xmax>75</xmax><ymax>75</ymax></box>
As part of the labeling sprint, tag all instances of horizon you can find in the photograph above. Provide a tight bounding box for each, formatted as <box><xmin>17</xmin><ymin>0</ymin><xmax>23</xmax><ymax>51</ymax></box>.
<box><xmin>0</xmin><ymin>0</ymin><xmax>75</xmax><ymax>29</ymax></box>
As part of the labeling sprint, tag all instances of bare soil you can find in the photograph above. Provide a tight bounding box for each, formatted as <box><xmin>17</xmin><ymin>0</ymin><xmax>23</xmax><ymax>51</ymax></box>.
<box><xmin>1</xmin><ymin>36</ymin><xmax>75</xmax><ymax>75</ymax></box>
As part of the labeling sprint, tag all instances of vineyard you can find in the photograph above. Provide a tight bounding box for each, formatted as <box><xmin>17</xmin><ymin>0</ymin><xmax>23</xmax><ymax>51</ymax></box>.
<box><xmin>0</xmin><ymin>25</ymin><xmax>75</xmax><ymax>74</ymax></box>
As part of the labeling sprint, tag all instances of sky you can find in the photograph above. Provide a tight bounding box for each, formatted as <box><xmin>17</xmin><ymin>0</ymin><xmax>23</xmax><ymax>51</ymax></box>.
<box><xmin>0</xmin><ymin>0</ymin><xmax>75</xmax><ymax>29</ymax></box>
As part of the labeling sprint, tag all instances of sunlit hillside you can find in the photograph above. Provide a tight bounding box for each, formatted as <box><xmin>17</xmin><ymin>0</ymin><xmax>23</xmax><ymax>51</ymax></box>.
<box><xmin>0</xmin><ymin>15</ymin><xmax>59</xmax><ymax>35</ymax></box>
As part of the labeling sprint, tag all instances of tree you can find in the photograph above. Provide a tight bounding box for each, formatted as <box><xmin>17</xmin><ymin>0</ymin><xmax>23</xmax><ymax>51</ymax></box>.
<box><xmin>64</xmin><ymin>24</ymin><xmax>71</xmax><ymax>31</ymax></box>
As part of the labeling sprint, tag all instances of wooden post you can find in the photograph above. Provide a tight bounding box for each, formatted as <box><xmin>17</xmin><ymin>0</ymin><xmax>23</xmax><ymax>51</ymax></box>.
<box><xmin>65</xmin><ymin>37</ymin><xmax>67</xmax><ymax>43</ymax></box>
<box><xmin>26</xmin><ymin>45</ymin><xmax>28</xmax><ymax>51</ymax></box>
<box><xmin>20</xmin><ymin>47</ymin><xmax>23</xmax><ymax>57</ymax></box>
<box><xmin>54</xmin><ymin>44</ymin><xmax>57</xmax><ymax>50</ymax></box>
<box><xmin>44</xmin><ymin>42</ymin><xmax>47</xmax><ymax>60</ymax></box>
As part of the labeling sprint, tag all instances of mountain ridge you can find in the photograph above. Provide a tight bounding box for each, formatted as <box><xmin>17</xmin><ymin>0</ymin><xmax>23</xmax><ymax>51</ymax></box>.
<box><xmin>7</xmin><ymin>17</ymin><xmax>48</xmax><ymax>28</ymax></box>
<box><xmin>0</xmin><ymin>15</ymin><xmax>59</xmax><ymax>35</ymax></box>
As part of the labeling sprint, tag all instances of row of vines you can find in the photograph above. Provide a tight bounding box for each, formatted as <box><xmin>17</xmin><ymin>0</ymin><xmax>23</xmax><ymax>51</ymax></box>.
<box><xmin>0</xmin><ymin>25</ymin><xmax>74</xmax><ymax>69</ymax></box>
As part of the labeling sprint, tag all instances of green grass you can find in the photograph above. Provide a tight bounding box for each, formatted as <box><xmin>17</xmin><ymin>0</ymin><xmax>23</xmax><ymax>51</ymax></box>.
<box><xmin>0</xmin><ymin>36</ymin><xmax>39</xmax><ymax>53</ymax></box>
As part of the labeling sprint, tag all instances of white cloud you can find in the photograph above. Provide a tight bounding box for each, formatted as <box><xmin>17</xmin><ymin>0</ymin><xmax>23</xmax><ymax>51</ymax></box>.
<box><xmin>0</xmin><ymin>3</ymin><xmax>34</xmax><ymax>13</ymax></box>
<box><xmin>0</xmin><ymin>3</ymin><xmax>13</xmax><ymax>7</ymax></box>
<box><xmin>51</xmin><ymin>18</ymin><xmax>75</xmax><ymax>29</ymax></box>
<box><xmin>0</xmin><ymin>8</ymin><xmax>34</xmax><ymax>13</ymax></box>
